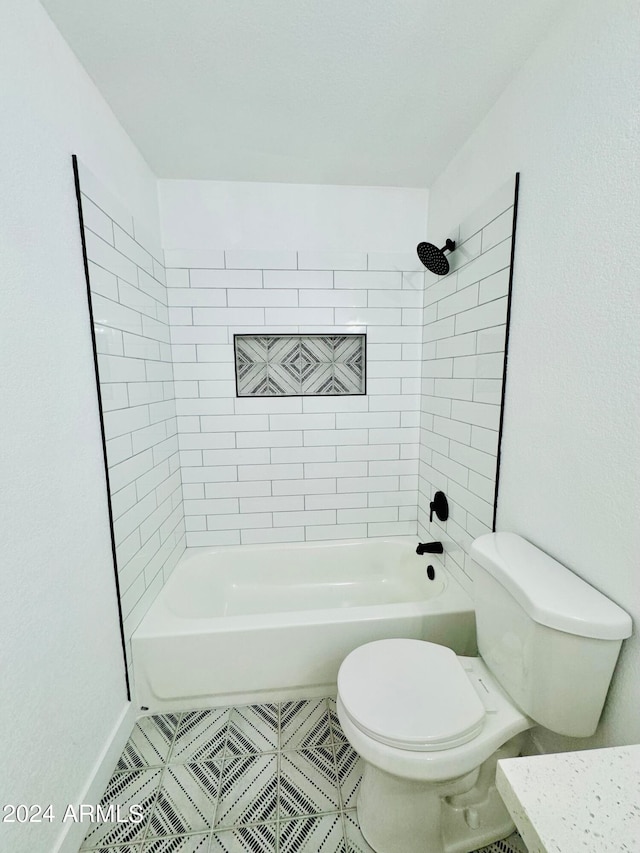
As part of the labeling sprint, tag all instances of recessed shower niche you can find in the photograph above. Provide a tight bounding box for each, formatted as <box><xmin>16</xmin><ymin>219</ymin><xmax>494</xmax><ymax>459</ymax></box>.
<box><xmin>234</xmin><ymin>334</ymin><xmax>366</xmax><ymax>396</ymax></box>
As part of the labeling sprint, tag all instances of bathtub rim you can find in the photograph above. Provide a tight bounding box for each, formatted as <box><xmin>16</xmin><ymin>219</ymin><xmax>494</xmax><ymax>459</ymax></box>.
<box><xmin>171</xmin><ymin>534</ymin><xmax>429</xmax><ymax>572</ymax></box>
<box><xmin>133</xmin><ymin>536</ymin><xmax>473</xmax><ymax>639</ymax></box>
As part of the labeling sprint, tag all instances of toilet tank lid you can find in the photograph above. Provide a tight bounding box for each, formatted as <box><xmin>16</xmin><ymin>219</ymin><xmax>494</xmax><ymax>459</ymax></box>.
<box><xmin>470</xmin><ymin>533</ymin><xmax>632</xmax><ymax>641</ymax></box>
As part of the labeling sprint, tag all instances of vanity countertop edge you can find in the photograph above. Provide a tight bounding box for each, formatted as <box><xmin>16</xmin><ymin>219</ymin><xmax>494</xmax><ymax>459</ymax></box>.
<box><xmin>496</xmin><ymin>744</ymin><xmax>640</xmax><ymax>853</ymax></box>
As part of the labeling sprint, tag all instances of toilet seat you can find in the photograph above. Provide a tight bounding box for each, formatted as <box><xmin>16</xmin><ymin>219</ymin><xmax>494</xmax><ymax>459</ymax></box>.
<box><xmin>337</xmin><ymin>650</ymin><xmax>532</xmax><ymax>783</ymax></box>
<box><xmin>338</xmin><ymin>639</ymin><xmax>486</xmax><ymax>751</ymax></box>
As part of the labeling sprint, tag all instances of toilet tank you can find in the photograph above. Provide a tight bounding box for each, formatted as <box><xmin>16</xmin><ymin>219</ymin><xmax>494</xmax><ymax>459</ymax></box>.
<box><xmin>469</xmin><ymin>533</ymin><xmax>632</xmax><ymax>737</ymax></box>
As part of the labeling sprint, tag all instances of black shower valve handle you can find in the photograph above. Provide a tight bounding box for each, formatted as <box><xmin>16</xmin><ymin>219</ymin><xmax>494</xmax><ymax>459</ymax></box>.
<box><xmin>429</xmin><ymin>491</ymin><xmax>449</xmax><ymax>523</ymax></box>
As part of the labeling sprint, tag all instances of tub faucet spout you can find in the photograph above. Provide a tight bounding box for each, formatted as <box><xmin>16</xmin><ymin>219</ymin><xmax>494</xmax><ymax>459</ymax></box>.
<box><xmin>416</xmin><ymin>542</ymin><xmax>444</xmax><ymax>555</ymax></box>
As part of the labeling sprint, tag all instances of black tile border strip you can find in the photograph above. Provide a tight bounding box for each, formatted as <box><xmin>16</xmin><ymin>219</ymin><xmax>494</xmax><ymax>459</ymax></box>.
<box><xmin>493</xmin><ymin>171</ymin><xmax>520</xmax><ymax>532</ymax></box>
<box><xmin>72</xmin><ymin>154</ymin><xmax>131</xmax><ymax>699</ymax></box>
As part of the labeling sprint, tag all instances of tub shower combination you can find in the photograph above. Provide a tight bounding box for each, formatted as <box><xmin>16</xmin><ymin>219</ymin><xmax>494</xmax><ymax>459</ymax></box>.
<box><xmin>132</xmin><ymin>537</ymin><xmax>475</xmax><ymax>711</ymax></box>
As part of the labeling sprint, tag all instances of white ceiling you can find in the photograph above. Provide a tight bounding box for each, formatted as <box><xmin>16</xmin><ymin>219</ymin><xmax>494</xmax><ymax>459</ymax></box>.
<box><xmin>40</xmin><ymin>0</ymin><xmax>565</xmax><ymax>186</ymax></box>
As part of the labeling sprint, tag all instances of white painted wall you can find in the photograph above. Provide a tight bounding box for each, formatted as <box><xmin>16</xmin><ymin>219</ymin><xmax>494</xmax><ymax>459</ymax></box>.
<box><xmin>428</xmin><ymin>0</ymin><xmax>640</xmax><ymax>751</ymax></box>
<box><xmin>0</xmin><ymin>1</ymin><xmax>160</xmax><ymax>850</ymax></box>
<box><xmin>159</xmin><ymin>179</ymin><xmax>428</xmax><ymax>252</ymax></box>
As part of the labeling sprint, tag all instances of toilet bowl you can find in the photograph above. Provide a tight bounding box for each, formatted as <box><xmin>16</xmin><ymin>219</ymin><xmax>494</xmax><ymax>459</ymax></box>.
<box><xmin>336</xmin><ymin>532</ymin><xmax>632</xmax><ymax>853</ymax></box>
<box><xmin>337</xmin><ymin>640</ymin><xmax>530</xmax><ymax>853</ymax></box>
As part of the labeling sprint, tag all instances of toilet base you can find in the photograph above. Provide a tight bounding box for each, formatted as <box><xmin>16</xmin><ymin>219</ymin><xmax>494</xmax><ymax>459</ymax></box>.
<box><xmin>356</xmin><ymin>738</ymin><xmax>522</xmax><ymax>853</ymax></box>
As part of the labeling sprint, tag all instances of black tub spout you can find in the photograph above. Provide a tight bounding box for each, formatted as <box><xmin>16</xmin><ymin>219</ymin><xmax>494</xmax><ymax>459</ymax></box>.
<box><xmin>416</xmin><ymin>542</ymin><xmax>444</xmax><ymax>555</ymax></box>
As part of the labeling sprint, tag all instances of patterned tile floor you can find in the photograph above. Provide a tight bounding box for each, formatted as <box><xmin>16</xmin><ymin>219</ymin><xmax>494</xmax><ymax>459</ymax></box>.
<box><xmin>80</xmin><ymin>698</ymin><xmax>527</xmax><ymax>853</ymax></box>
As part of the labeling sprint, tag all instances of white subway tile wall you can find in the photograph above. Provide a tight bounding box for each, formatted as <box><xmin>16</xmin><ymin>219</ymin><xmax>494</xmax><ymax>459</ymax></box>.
<box><xmin>78</xmin><ymin>167</ymin><xmax>516</xmax><ymax>668</ymax></box>
<box><xmin>417</xmin><ymin>177</ymin><xmax>516</xmax><ymax>593</ymax></box>
<box><xmin>77</xmin><ymin>163</ymin><xmax>185</xmax><ymax>669</ymax></box>
<box><xmin>166</xmin><ymin>253</ymin><xmax>423</xmax><ymax>546</ymax></box>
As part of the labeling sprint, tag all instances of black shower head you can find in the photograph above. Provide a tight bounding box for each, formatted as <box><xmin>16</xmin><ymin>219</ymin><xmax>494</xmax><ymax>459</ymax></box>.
<box><xmin>416</xmin><ymin>238</ymin><xmax>456</xmax><ymax>275</ymax></box>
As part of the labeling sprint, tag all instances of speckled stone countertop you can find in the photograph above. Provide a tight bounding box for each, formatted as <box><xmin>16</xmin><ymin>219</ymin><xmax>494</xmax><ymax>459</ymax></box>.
<box><xmin>496</xmin><ymin>745</ymin><xmax>640</xmax><ymax>852</ymax></box>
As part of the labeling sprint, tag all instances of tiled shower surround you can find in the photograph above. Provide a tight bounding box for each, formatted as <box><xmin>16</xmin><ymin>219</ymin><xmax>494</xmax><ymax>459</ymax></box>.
<box><xmin>166</xmin><ymin>254</ymin><xmax>424</xmax><ymax>547</ymax></box>
<box><xmin>79</xmin><ymin>164</ymin><xmax>515</xmax><ymax>678</ymax></box>
<box><xmin>77</xmin><ymin>162</ymin><xmax>186</xmax><ymax>667</ymax></box>
<box><xmin>80</xmin><ymin>698</ymin><xmax>527</xmax><ymax>853</ymax></box>
<box><xmin>417</xmin><ymin>178</ymin><xmax>516</xmax><ymax>592</ymax></box>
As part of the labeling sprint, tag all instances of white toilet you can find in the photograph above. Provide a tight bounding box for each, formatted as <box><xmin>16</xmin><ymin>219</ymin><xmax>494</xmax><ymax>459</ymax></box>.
<box><xmin>337</xmin><ymin>532</ymin><xmax>632</xmax><ymax>853</ymax></box>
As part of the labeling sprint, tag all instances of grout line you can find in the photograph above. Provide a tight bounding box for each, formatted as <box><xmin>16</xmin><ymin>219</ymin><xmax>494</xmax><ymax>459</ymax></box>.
<box><xmin>207</xmin><ymin>712</ymin><xmax>230</xmax><ymax>845</ymax></box>
<box><xmin>138</xmin><ymin>711</ymin><xmax>184</xmax><ymax>848</ymax></box>
<box><xmin>275</xmin><ymin>700</ymin><xmax>282</xmax><ymax>852</ymax></box>
<box><xmin>85</xmin><ymin>226</ymin><xmax>156</xmax><ymax>282</ymax></box>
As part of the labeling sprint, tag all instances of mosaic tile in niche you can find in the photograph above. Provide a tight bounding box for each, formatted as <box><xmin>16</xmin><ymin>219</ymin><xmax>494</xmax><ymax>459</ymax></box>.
<box><xmin>235</xmin><ymin>334</ymin><xmax>365</xmax><ymax>396</ymax></box>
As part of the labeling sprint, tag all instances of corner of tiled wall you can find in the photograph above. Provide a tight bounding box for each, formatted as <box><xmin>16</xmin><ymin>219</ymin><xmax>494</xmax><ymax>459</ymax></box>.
<box><xmin>76</xmin><ymin>160</ymin><xmax>186</xmax><ymax>670</ymax></box>
<box><xmin>417</xmin><ymin>177</ymin><xmax>516</xmax><ymax>594</ymax></box>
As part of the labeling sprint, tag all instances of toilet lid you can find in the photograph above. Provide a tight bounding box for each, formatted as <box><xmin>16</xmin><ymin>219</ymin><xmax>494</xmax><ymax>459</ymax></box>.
<box><xmin>338</xmin><ymin>640</ymin><xmax>486</xmax><ymax>752</ymax></box>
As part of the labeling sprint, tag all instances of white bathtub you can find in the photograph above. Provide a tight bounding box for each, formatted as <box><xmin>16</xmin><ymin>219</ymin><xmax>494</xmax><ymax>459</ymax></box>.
<box><xmin>132</xmin><ymin>537</ymin><xmax>476</xmax><ymax>712</ymax></box>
